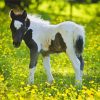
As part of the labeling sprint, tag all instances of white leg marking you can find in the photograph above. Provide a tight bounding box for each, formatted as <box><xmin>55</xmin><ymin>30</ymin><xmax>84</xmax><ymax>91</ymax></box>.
<box><xmin>43</xmin><ymin>56</ymin><xmax>54</xmax><ymax>83</ymax></box>
<box><xmin>80</xmin><ymin>70</ymin><xmax>83</xmax><ymax>78</ymax></box>
<box><xmin>66</xmin><ymin>48</ymin><xmax>82</xmax><ymax>85</ymax></box>
<box><xmin>29</xmin><ymin>67</ymin><xmax>36</xmax><ymax>84</ymax></box>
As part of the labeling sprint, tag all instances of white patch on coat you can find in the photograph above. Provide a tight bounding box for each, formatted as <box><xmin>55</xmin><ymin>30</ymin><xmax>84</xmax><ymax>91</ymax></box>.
<box><xmin>14</xmin><ymin>20</ymin><xmax>23</xmax><ymax>29</ymax></box>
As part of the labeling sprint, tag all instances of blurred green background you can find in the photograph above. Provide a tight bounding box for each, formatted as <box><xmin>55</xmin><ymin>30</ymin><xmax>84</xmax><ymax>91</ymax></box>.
<box><xmin>0</xmin><ymin>0</ymin><xmax>100</xmax><ymax>99</ymax></box>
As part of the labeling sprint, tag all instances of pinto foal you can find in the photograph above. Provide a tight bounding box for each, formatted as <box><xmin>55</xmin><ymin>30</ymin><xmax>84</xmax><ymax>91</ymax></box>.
<box><xmin>9</xmin><ymin>10</ymin><xmax>85</xmax><ymax>85</ymax></box>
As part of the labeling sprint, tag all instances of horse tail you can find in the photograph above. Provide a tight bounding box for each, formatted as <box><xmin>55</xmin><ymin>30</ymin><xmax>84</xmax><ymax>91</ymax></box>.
<box><xmin>75</xmin><ymin>35</ymin><xmax>84</xmax><ymax>54</ymax></box>
<box><xmin>73</xmin><ymin>25</ymin><xmax>85</xmax><ymax>55</ymax></box>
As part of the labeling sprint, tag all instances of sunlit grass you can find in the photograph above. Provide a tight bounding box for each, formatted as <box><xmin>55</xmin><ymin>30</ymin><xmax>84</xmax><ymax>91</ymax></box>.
<box><xmin>0</xmin><ymin>1</ymin><xmax>100</xmax><ymax>100</ymax></box>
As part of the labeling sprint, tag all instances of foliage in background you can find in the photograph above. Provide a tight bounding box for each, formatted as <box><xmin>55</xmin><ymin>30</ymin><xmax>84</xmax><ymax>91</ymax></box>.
<box><xmin>1</xmin><ymin>0</ymin><xmax>100</xmax><ymax>9</ymax></box>
<box><xmin>0</xmin><ymin>1</ymin><xmax>100</xmax><ymax>100</ymax></box>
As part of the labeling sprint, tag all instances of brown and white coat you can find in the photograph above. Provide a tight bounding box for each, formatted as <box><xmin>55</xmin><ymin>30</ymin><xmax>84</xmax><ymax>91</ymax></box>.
<box><xmin>10</xmin><ymin>10</ymin><xmax>85</xmax><ymax>85</ymax></box>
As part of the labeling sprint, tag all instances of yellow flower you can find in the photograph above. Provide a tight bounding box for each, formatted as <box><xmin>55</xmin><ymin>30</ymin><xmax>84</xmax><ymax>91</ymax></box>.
<box><xmin>20</xmin><ymin>81</ymin><xmax>25</xmax><ymax>85</ymax></box>
<box><xmin>89</xmin><ymin>81</ymin><xmax>94</xmax><ymax>84</ymax></box>
<box><xmin>82</xmin><ymin>86</ymin><xmax>87</xmax><ymax>90</ymax></box>
<box><xmin>0</xmin><ymin>75</ymin><xmax>4</xmax><ymax>81</ymax></box>
<box><xmin>19</xmin><ymin>96</ymin><xmax>24</xmax><ymax>100</ymax></box>
<box><xmin>96</xmin><ymin>91</ymin><xmax>100</xmax><ymax>99</ymax></box>
<box><xmin>78</xmin><ymin>95</ymin><xmax>83</xmax><ymax>100</ymax></box>
<box><xmin>31</xmin><ymin>89</ymin><xmax>35</xmax><ymax>94</ymax></box>
<box><xmin>87</xmin><ymin>95</ymin><xmax>94</xmax><ymax>100</ymax></box>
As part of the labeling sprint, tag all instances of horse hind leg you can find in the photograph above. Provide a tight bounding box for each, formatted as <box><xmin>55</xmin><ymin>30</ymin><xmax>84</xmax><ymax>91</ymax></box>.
<box><xmin>77</xmin><ymin>55</ymin><xmax>84</xmax><ymax>77</ymax></box>
<box><xmin>66</xmin><ymin>47</ymin><xmax>82</xmax><ymax>85</ymax></box>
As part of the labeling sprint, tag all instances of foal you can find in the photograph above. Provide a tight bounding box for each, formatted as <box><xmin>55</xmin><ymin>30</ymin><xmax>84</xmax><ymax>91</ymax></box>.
<box><xmin>9</xmin><ymin>10</ymin><xmax>85</xmax><ymax>85</ymax></box>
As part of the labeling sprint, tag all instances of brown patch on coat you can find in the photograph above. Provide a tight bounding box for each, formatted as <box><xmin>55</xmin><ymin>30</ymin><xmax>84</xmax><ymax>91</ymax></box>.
<box><xmin>41</xmin><ymin>32</ymin><xmax>67</xmax><ymax>56</ymax></box>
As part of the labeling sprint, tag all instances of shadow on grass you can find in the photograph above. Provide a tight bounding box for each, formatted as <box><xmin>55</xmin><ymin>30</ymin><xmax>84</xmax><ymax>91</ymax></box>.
<box><xmin>34</xmin><ymin>71</ymin><xmax>99</xmax><ymax>89</ymax></box>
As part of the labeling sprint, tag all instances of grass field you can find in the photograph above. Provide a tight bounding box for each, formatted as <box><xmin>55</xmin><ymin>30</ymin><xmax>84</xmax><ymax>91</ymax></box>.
<box><xmin>0</xmin><ymin>1</ymin><xmax>100</xmax><ymax>100</ymax></box>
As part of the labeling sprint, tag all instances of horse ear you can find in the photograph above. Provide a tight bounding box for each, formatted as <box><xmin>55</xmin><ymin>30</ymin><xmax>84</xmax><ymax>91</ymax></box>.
<box><xmin>22</xmin><ymin>10</ymin><xmax>27</xmax><ymax>19</ymax></box>
<box><xmin>10</xmin><ymin>9</ymin><xmax>15</xmax><ymax>19</ymax></box>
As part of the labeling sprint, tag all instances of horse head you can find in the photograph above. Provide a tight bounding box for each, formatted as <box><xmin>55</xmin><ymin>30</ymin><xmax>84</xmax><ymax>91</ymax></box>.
<box><xmin>9</xmin><ymin>9</ymin><xmax>30</xmax><ymax>48</ymax></box>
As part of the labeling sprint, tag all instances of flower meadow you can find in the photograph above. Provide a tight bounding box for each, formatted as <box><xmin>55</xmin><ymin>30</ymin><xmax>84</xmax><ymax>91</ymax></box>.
<box><xmin>0</xmin><ymin>2</ymin><xmax>100</xmax><ymax>100</ymax></box>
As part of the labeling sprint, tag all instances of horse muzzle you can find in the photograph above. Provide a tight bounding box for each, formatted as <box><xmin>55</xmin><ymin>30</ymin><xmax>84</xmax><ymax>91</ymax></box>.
<box><xmin>13</xmin><ymin>41</ymin><xmax>21</xmax><ymax>48</ymax></box>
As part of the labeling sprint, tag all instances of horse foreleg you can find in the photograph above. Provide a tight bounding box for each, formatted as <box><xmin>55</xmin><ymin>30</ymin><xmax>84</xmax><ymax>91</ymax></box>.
<box><xmin>29</xmin><ymin>48</ymin><xmax>38</xmax><ymax>84</ymax></box>
<box><xmin>43</xmin><ymin>55</ymin><xmax>54</xmax><ymax>83</ymax></box>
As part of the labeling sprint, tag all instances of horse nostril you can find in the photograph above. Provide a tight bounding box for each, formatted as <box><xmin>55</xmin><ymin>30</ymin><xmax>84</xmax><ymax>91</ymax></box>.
<box><xmin>13</xmin><ymin>41</ymin><xmax>15</xmax><ymax>45</ymax></box>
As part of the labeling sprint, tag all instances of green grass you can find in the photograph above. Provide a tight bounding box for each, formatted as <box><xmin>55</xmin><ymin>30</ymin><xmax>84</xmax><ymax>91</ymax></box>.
<box><xmin>0</xmin><ymin>2</ymin><xmax>100</xmax><ymax>100</ymax></box>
